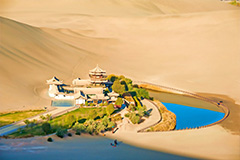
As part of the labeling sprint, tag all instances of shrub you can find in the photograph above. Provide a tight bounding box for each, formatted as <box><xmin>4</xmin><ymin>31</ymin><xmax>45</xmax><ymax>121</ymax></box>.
<box><xmin>46</xmin><ymin>114</ymin><xmax>52</xmax><ymax>121</ymax></box>
<box><xmin>108</xmin><ymin>121</ymin><xmax>115</xmax><ymax>129</ymax></box>
<box><xmin>102</xmin><ymin>116</ymin><xmax>110</xmax><ymax>127</ymax></box>
<box><xmin>111</xmin><ymin>114</ymin><xmax>122</xmax><ymax>122</ymax></box>
<box><xmin>86</xmin><ymin>125</ymin><xmax>95</xmax><ymax>134</ymax></box>
<box><xmin>85</xmin><ymin>101</ymin><xmax>89</xmax><ymax>106</ymax></box>
<box><xmin>106</xmin><ymin>104</ymin><xmax>115</xmax><ymax>116</ymax></box>
<box><xmin>115</xmin><ymin>98</ymin><xmax>123</xmax><ymax>107</ymax></box>
<box><xmin>75</xmin><ymin>130</ymin><xmax>81</xmax><ymax>135</ymax></box>
<box><xmin>95</xmin><ymin>123</ymin><xmax>106</xmax><ymax>134</ymax></box>
<box><xmin>40</xmin><ymin>115</ymin><xmax>46</xmax><ymax>121</ymax></box>
<box><xmin>133</xmin><ymin>88</ymin><xmax>149</xmax><ymax>99</ymax></box>
<box><xmin>67</xmin><ymin>133</ymin><xmax>72</xmax><ymax>137</ymax></box>
<box><xmin>130</xmin><ymin>114</ymin><xmax>140</xmax><ymax>124</ymax></box>
<box><xmin>124</xmin><ymin>113</ymin><xmax>130</xmax><ymax>117</ymax></box>
<box><xmin>24</xmin><ymin>120</ymin><xmax>30</xmax><ymax>127</ymax></box>
<box><xmin>128</xmin><ymin>104</ymin><xmax>136</xmax><ymax>111</ymax></box>
<box><xmin>42</xmin><ymin>122</ymin><xmax>51</xmax><ymax>135</ymax></box>
<box><xmin>56</xmin><ymin>128</ymin><xmax>67</xmax><ymax>138</ymax></box>
<box><xmin>72</xmin><ymin>122</ymin><xmax>86</xmax><ymax>133</ymax></box>
<box><xmin>47</xmin><ymin>137</ymin><xmax>53</xmax><ymax>142</ymax></box>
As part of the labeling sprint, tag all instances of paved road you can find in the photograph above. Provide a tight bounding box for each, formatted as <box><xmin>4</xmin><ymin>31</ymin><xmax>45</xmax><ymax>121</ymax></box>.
<box><xmin>0</xmin><ymin>107</ymin><xmax>78</xmax><ymax>136</ymax></box>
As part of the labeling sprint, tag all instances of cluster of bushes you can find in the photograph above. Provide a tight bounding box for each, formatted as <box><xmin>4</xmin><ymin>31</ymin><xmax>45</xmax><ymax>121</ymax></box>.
<box><xmin>56</xmin><ymin>128</ymin><xmax>68</xmax><ymax>138</ymax></box>
<box><xmin>72</xmin><ymin>116</ymin><xmax>115</xmax><ymax>135</ymax></box>
<box><xmin>125</xmin><ymin>112</ymin><xmax>141</xmax><ymax>124</ymax></box>
<box><xmin>107</xmin><ymin>75</ymin><xmax>133</xmax><ymax>94</ymax></box>
<box><xmin>110</xmin><ymin>114</ymin><xmax>122</xmax><ymax>122</ymax></box>
<box><xmin>124</xmin><ymin>104</ymin><xmax>149</xmax><ymax>124</ymax></box>
<box><xmin>107</xmin><ymin>74</ymin><xmax>150</xmax><ymax>100</ymax></box>
<box><xmin>115</xmin><ymin>98</ymin><xmax>123</xmax><ymax>108</ymax></box>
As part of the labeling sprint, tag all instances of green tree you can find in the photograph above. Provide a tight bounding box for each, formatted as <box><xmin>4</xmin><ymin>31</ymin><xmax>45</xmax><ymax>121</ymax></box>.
<box><xmin>120</xmin><ymin>80</ymin><xmax>128</xmax><ymax>91</ymax></box>
<box><xmin>106</xmin><ymin>104</ymin><xmax>115</xmax><ymax>116</ymax></box>
<box><xmin>86</xmin><ymin>125</ymin><xmax>95</xmax><ymax>134</ymax></box>
<box><xmin>96</xmin><ymin>122</ymin><xmax>106</xmax><ymax>133</ymax></box>
<box><xmin>115</xmin><ymin>98</ymin><xmax>123</xmax><ymax>107</ymax></box>
<box><xmin>112</xmin><ymin>80</ymin><xmax>125</xmax><ymax>94</ymax></box>
<box><xmin>134</xmin><ymin>88</ymin><xmax>149</xmax><ymax>99</ymax></box>
<box><xmin>46</xmin><ymin>114</ymin><xmax>52</xmax><ymax>121</ymax></box>
<box><xmin>72</xmin><ymin>122</ymin><xmax>86</xmax><ymax>133</ymax></box>
<box><xmin>102</xmin><ymin>116</ymin><xmax>110</xmax><ymax>127</ymax></box>
<box><xmin>40</xmin><ymin>115</ymin><xmax>46</xmax><ymax>121</ymax></box>
<box><xmin>138</xmin><ymin>108</ymin><xmax>145</xmax><ymax>117</ymax></box>
<box><xmin>24</xmin><ymin>120</ymin><xmax>30</xmax><ymax>127</ymax></box>
<box><xmin>42</xmin><ymin>122</ymin><xmax>51</xmax><ymax>134</ymax></box>
<box><xmin>107</xmin><ymin>74</ymin><xmax>118</xmax><ymax>82</ymax></box>
<box><xmin>129</xmin><ymin>113</ymin><xmax>140</xmax><ymax>124</ymax></box>
<box><xmin>56</xmin><ymin>128</ymin><xmax>67</xmax><ymax>138</ymax></box>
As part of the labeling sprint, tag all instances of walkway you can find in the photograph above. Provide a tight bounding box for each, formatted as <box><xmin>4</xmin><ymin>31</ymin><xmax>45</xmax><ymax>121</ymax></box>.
<box><xmin>112</xmin><ymin>99</ymin><xmax>161</xmax><ymax>133</ymax></box>
<box><xmin>0</xmin><ymin>107</ymin><xmax>77</xmax><ymax>136</ymax></box>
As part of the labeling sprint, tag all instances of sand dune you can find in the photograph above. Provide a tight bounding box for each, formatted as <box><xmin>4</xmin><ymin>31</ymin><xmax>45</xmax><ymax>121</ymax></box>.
<box><xmin>0</xmin><ymin>17</ymin><xmax>100</xmax><ymax>111</ymax></box>
<box><xmin>0</xmin><ymin>0</ymin><xmax>240</xmax><ymax>112</ymax></box>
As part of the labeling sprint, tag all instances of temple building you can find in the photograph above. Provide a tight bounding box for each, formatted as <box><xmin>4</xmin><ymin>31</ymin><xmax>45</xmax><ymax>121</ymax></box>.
<box><xmin>72</xmin><ymin>78</ymin><xmax>91</xmax><ymax>87</ymax></box>
<box><xmin>47</xmin><ymin>65</ymin><xmax>119</xmax><ymax>106</ymax></box>
<box><xmin>89</xmin><ymin>64</ymin><xmax>107</xmax><ymax>85</ymax></box>
<box><xmin>46</xmin><ymin>77</ymin><xmax>63</xmax><ymax>97</ymax></box>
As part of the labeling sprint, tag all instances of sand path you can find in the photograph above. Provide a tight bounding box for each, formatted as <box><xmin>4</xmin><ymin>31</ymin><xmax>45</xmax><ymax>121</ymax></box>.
<box><xmin>107</xmin><ymin>100</ymin><xmax>240</xmax><ymax>160</ymax></box>
<box><xmin>116</xmin><ymin>99</ymin><xmax>161</xmax><ymax>132</ymax></box>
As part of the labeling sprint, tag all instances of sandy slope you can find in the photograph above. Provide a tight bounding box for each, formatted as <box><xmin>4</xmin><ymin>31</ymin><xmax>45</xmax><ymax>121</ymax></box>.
<box><xmin>0</xmin><ymin>0</ymin><xmax>239</xmax><ymax>110</ymax></box>
<box><xmin>0</xmin><ymin>1</ymin><xmax>240</xmax><ymax>159</ymax></box>
<box><xmin>0</xmin><ymin>17</ymin><xmax>101</xmax><ymax>111</ymax></box>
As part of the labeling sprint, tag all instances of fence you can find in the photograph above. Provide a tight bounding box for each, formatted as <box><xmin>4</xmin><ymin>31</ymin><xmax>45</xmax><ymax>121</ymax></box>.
<box><xmin>134</xmin><ymin>81</ymin><xmax>230</xmax><ymax>132</ymax></box>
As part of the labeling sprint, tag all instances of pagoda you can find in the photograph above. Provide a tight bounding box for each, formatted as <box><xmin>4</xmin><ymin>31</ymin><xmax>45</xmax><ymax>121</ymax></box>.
<box><xmin>89</xmin><ymin>64</ymin><xmax>107</xmax><ymax>85</ymax></box>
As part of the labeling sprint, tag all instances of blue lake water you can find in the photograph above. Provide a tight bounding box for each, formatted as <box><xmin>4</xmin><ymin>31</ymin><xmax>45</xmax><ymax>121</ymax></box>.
<box><xmin>0</xmin><ymin>136</ymin><xmax>196</xmax><ymax>160</ymax></box>
<box><xmin>162</xmin><ymin>102</ymin><xmax>225</xmax><ymax>130</ymax></box>
<box><xmin>51</xmin><ymin>100</ymin><xmax>75</xmax><ymax>107</ymax></box>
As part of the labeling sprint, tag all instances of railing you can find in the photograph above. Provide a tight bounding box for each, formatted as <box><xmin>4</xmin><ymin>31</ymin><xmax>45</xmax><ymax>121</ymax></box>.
<box><xmin>134</xmin><ymin>81</ymin><xmax>230</xmax><ymax>132</ymax></box>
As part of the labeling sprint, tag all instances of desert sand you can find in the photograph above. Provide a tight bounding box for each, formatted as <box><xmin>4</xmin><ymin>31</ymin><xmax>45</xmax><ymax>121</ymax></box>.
<box><xmin>0</xmin><ymin>0</ymin><xmax>239</xmax><ymax>112</ymax></box>
<box><xmin>0</xmin><ymin>0</ymin><xmax>239</xmax><ymax>159</ymax></box>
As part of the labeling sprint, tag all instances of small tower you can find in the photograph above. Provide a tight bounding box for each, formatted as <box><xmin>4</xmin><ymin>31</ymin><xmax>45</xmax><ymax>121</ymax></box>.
<box><xmin>46</xmin><ymin>77</ymin><xmax>63</xmax><ymax>97</ymax></box>
<box><xmin>89</xmin><ymin>65</ymin><xmax>107</xmax><ymax>85</ymax></box>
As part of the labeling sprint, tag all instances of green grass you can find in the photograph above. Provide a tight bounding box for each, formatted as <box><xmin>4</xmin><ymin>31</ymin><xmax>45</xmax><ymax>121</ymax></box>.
<box><xmin>0</xmin><ymin>110</ymin><xmax>45</xmax><ymax>127</ymax></box>
<box><xmin>7</xmin><ymin>107</ymin><xmax>107</xmax><ymax>138</ymax></box>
